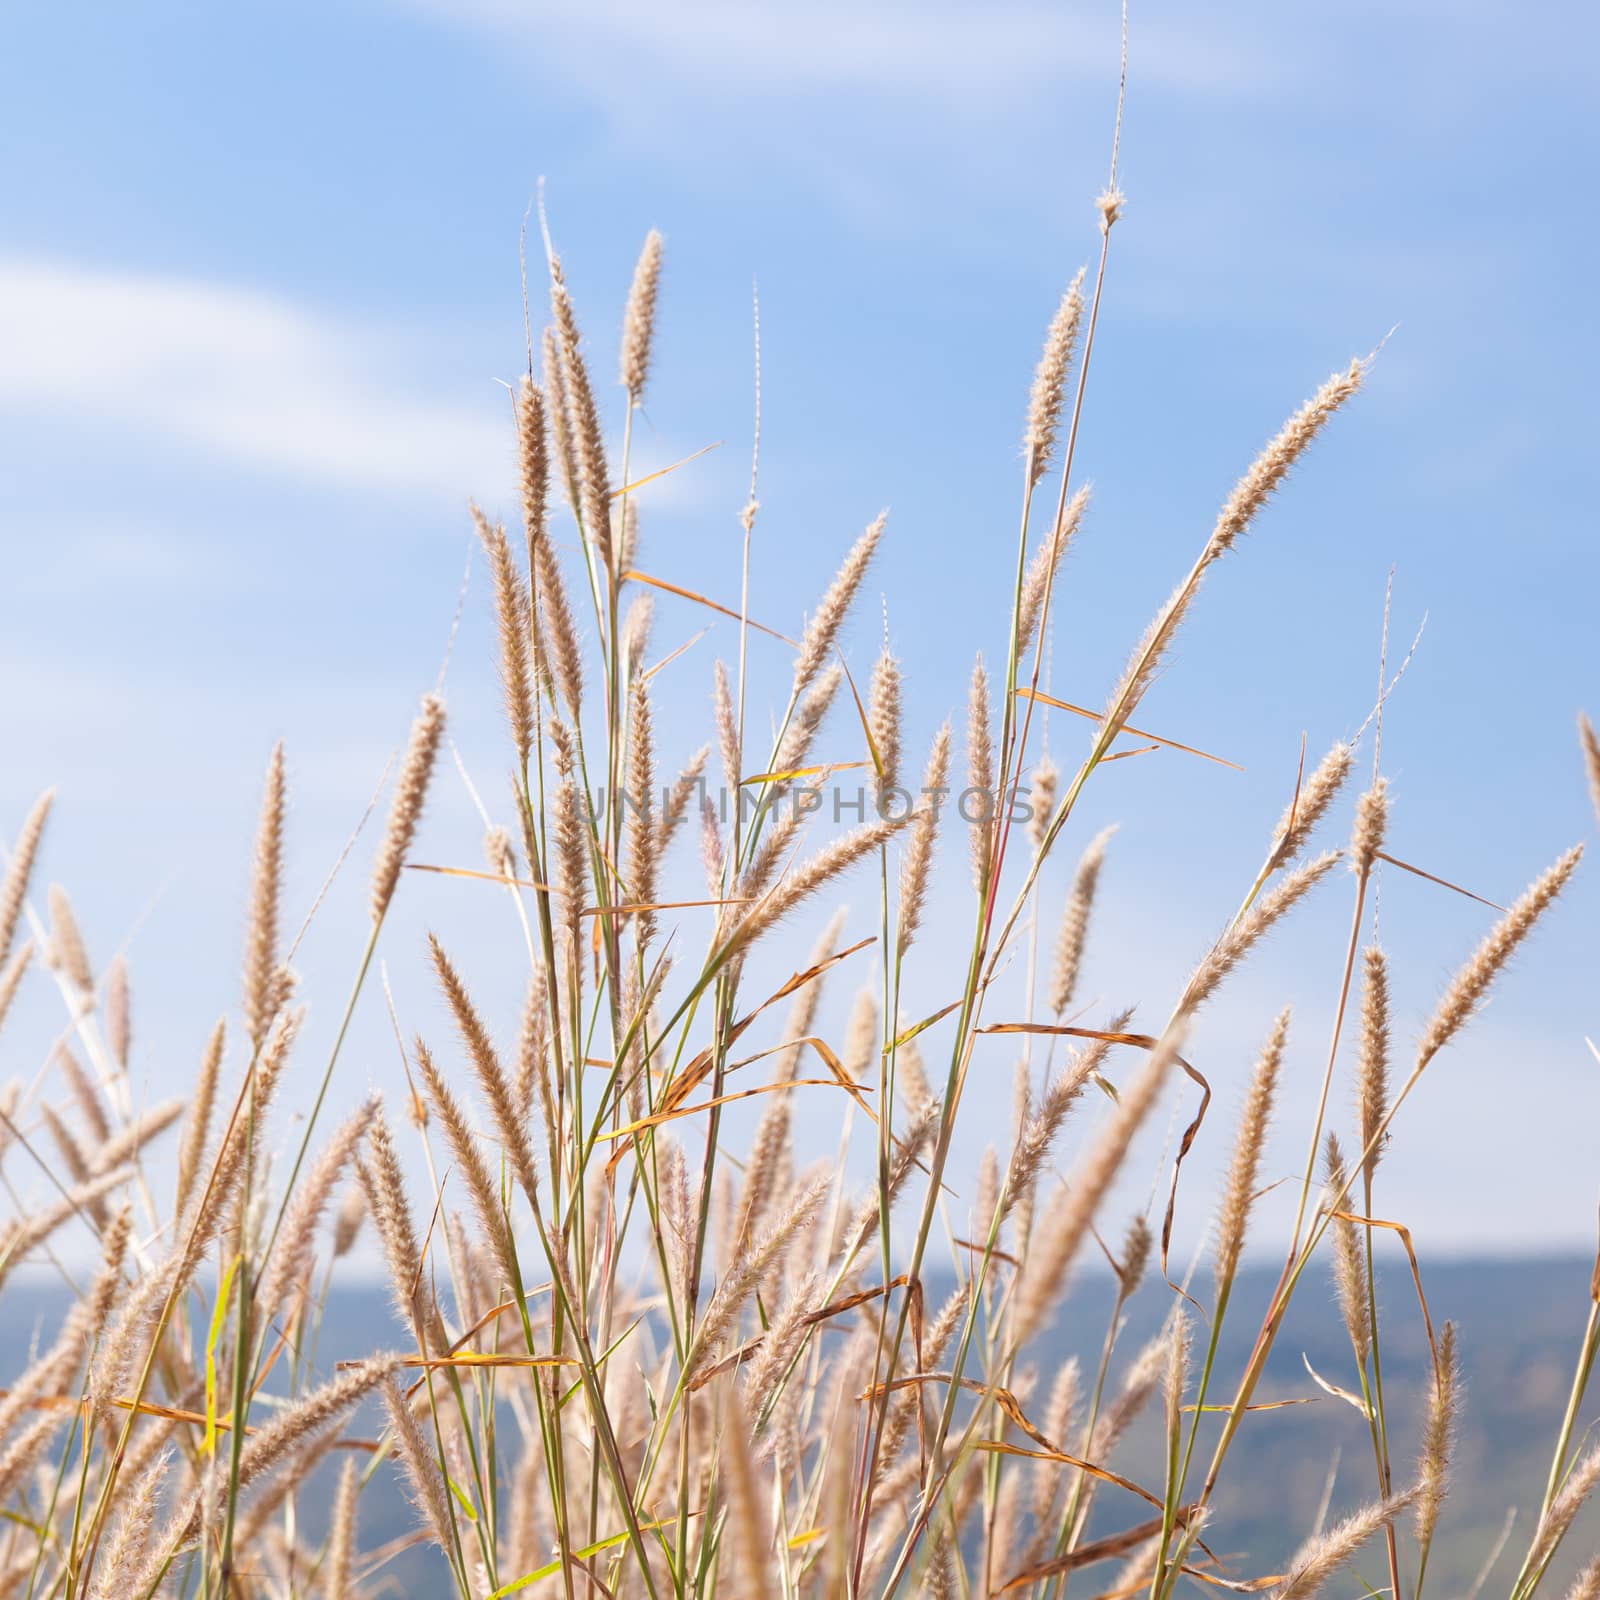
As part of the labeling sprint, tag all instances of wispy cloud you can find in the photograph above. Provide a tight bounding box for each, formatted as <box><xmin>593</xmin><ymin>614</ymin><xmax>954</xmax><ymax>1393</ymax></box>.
<box><xmin>0</xmin><ymin>257</ymin><xmax>506</xmax><ymax>497</ymax></box>
<box><xmin>403</xmin><ymin>0</ymin><xmax>1274</xmax><ymax>102</ymax></box>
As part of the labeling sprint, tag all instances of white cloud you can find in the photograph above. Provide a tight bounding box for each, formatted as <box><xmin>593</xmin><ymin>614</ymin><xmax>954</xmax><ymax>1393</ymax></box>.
<box><xmin>0</xmin><ymin>257</ymin><xmax>507</xmax><ymax>497</ymax></box>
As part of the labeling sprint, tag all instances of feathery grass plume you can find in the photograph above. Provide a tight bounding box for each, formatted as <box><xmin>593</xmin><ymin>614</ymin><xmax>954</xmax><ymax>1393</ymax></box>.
<box><xmin>967</xmin><ymin>654</ymin><xmax>994</xmax><ymax>891</ymax></box>
<box><xmin>620</xmin><ymin>493</ymin><xmax>642</xmax><ymax>573</ymax></box>
<box><xmin>1012</xmin><ymin>1025</ymin><xmax>1185</xmax><ymax>1346</ymax></box>
<box><xmin>1356</xmin><ymin>944</ymin><xmax>1391</xmax><ymax>1181</ymax></box>
<box><xmin>1184</xmin><ymin>850</ymin><xmax>1341</xmax><ymax>1015</ymax></box>
<box><xmin>624</xmin><ymin>589</ymin><xmax>655</xmax><ymax>681</ymax></box>
<box><xmin>620</xmin><ymin>228</ymin><xmax>663</xmax><ymax>399</ymax></box>
<box><xmin>1416</xmin><ymin>843</ymin><xmax>1583</xmax><ymax>1069</ymax></box>
<box><xmin>332</xmin><ymin>1181</ymin><xmax>365</xmax><ymax>1259</ymax></box>
<box><xmin>243</xmin><ymin>740</ymin><xmax>287</xmax><ymax>1049</ymax></box>
<box><xmin>0</xmin><ymin>1412</ymin><xmax>63</xmax><ymax>1504</ymax></box>
<box><xmin>733</xmin><ymin>1095</ymin><xmax>790</xmax><ymax>1262</ymax></box>
<box><xmin>1017</xmin><ymin>483</ymin><xmax>1092</xmax><ymax>657</ymax></box>
<box><xmin>382</xmin><ymin>1375</ymin><xmax>460</xmax><ymax>1565</ymax></box>
<box><xmin>258</xmin><ymin>1095</ymin><xmax>380</xmax><ymax>1322</ymax></box>
<box><xmin>657</xmin><ymin>744</ymin><xmax>708</xmax><ymax>857</ymax></box>
<box><xmin>1165</xmin><ymin>1305</ymin><xmax>1192</xmax><ymax>1430</ymax></box>
<box><xmin>358</xmin><ymin>1112</ymin><xmax>450</xmax><ymax>1354</ymax></box>
<box><xmin>838</xmin><ymin>1098</ymin><xmax>940</xmax><ymax>1265</ymax></box>
<box><xmin>0</xmin><ymin>941</ymin><xmax>32</xmax><ymax>1033</ymax></box>
<box><xmin>42</xmin><ymin>1105</ymin><xmax>99</xmax><ymax>1219</ymax></box>
<box><xmin>87</xmin><ymin>1447</ymin><xmax>169</xmax><ymax>1600</ymax></box>
<box><xmin>1215</xmin><ymin>1008</ymin><xmax>1290</xmax><ymax>1291</ymax></box>
<box><xmin>1272</xmin><ymin>1489</ymin><xmax>1418</xmax><ymax>1600</ymax></box>
<box><xmin>1090</xmin><ymin>1323</ymin><xmax>1169</xmax><ymax>1462</ymax></box>
<box><xmin>429</xmin><ymin>935</ymin><xmax>539</xmax><ymax>1205</ymax></box>
<box><xmin>370</xmin><ymin>693</ymin><xmax>446</xmax><ymax>922</ymax></box>
<box><xmin>532</xmin><ymin>517</ymin><xmax>584</xmax><ymax>717</ymax></box>
<box><xmin>688</xmin><ymin>1171</ymin><xmax>830</xmax><ymax>1382</ymax></box>
<box><xmin>732</xmin><ymin>814</ymin><xmax>907</xmax><ymax>955</ymax></box>
<box><xmin>516</xmin><ymin>373</ymin><xmax>549</xmax><ymax>550</ymax></box>
<box><xmin>549</xmin><ymin>260</ymin><xmax>615</xmax><ymax>573</ymax></box>
<box><xmin>896</xmin><ymin>724</ymin><xmax>951</xmax><ymax>957</ymax></box>
<box><xmin>1029</xmin><ymin>757</ymin><xmax>1058</xmax><ymax>852</ymax></box>
<box><xmin>1048</xmin><ymin>823</ymin><xmax>1116</xmax><ymax>1015</ymax></box>
<box><xmin>165</xmin><ymin>1356</ymin><xmax>401</xmax><ymax>1554</ymax></box>
<box><xmin>104</xmin><ymin>953</ymin><xmax>130</xmax><ymax>1068</ymax></box>
<box><xmin>474</xmin><ymin>505</ymin><xmax>536</xmax><ymax>767</ymax></box>
<box><xmin>415</xmin><ymin>1037</ymin><xmax>517</xmax><ymax>1289</ymax></box>
<box><xmin>1415</xmin><ymin>1320</ymin><xmax>1458</xmax><ymax>1553</ymax></box>
<box><xmin>1024</xmin><ymin>268</ymin><xmax>1086</xmax><ymax>484</ymax></box>
<box><xmin>59</xmin><ymin>1044</ymin><xmax>110</xmax><ymax>1146</ymax></box>
<box><xmin>516</xmin><ymin>965</ymin><xmax>553</xmax><ymax>1134</ymax></box>
<box><xmin>1102</xmin><ymin>360</ymin><xmax>1364</xmax><ymax>741</ymax></box>
<box><xmin>1005</xmin><ymin>1016</ymin><xmax>1129</xmax><ymax>1220</ymax></box>
<box><xmin>842</xmin><ymin>986</ymin><xmax>879</xmax><ymax>1085</ymax></box>
<box><xmin>47</xmin><ymin>883</ymin><xmax>93</xmax><ymax>996</ymax></box>
<box><xmin>90</xmin><ymin>1097</ymin><xmax>184</xmax><ymax>1176</ymax></box>
<box><xmin>923</xmin><ymin>1527</ymin><xmax>959</xmax><ymax>1600</ymax></box>
<box><xmin>1528</xmin><ymin>1441</ymin><xmax>1600</xmax><ymax>1576</ymax></box>
<box><xmin>0</xmin><ymin>789</ymin><xmax>51</xmax><ymax>966</ymax></box>
<box><xmin>1326</xmin><ymin>1133</ymin><xmax>1371</xmax><ymax>1365</ymax></box>
<box><xmin>0</xmin><ymin>1167</ymin><xmax>134</xmax><ymax>1292</ymax></box>
<box><xmin>744</xmin><ymin>1270</ymin><xmax>819</xmax><ymax>1422</ymax></box>
<box><xmin>1566</xmin><ymin>1556</ymin><xmax>1600</xmax><ymax>1600</ymax></box>
<box><xmin>868</xmin><ymin>642</ymin><xmax>903</xmax><ymax>807</ymax></box>
<box><xmin>0</xmin><ymin>1205</ymin><xmax>131</xmax><ymax>1442</ymax></box>
<box><xmin>175</xmin><ymin>1018</ymin><xmax>225</xmax><ymax>1225</ymax></box>
<box><xmin>542</xmin><ymin>323</ymin><xmax>582</xmax><ymax>511</ymax></box>
<box><xmin>719</xmin><ymin>1381</ymin><xmax>776</xmax><ymax>1600</ymax></box>
<box><xmin>768</xmin><ymin>907</ymin><xmax>846</xmax><ymax>1084</ymax></box>
<box><xmin>628</xmin><ymin>678</ymin><xmax>661</xmax><ymax>948</ymax></box>
<box><xmin>218</xmin><ymin>1004</ymin><xmax>303</xmax><ymax>1236</ymax></box>
<box><xmin>714</xmin><ymin>658</ymin><xmax>740</xmax><ymax>795</ymax></box>
<box><xmin>774</xmin><ymin>662</ymin><xmax>843</xmax><ymax>781</ymax></box>
<box><xmin>1030</xmin><ymin>1355</ymin><xmax>1081</xmax><ymax>1532</ymax></box>
<box><xmin>1268</xmin><ymin>740</ymin><xmax>1354</xmax><ymax>870</ymax></box>
<box><xmin>1582</xmin><ymin>712</ymin><xmax>1600</xmax><ymax>823</ymax></box>
<box><xmin>792</xmin><ymin>513</ymin><xmax>885</xmax><ymax>694</ymax></box>
<box><xmin>551</xmin><ymin>774</ymin><xmax>588</xmax><ymax>951</ymax></box>
<box><xmin>737</xmin><ymin>810</ymin><xmax>800</xmax><ymax>920</ymax></box>
<box><xmin>1349</xmin><ymin>777</ymin><xmax>1389</xmax><ymax>878</ymax></box>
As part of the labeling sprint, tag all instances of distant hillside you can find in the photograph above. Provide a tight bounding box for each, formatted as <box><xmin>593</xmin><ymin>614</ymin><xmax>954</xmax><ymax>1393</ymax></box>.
<box><xmin>7</xmin><ymin>1254</ymin><xmax>1597</xmax><ymax>1595</ymax></box>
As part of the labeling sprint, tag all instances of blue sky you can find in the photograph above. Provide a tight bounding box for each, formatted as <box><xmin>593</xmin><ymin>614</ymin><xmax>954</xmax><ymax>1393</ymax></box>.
<box><xmin>2</xmin><ymin>0</ymin><xmax>1597</xmax><ymax>1260</ymax></box>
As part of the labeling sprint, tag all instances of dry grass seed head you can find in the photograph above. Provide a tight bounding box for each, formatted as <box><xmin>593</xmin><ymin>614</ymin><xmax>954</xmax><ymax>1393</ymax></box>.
<box><xmin>370</xmin><ymin>693</ymin><xmax>446</xmax><ymax>922</ymax></box>
<box><xmin>967</xmin><ymin>654</ymin><xmax>994</xmax><ymax>892</ymax></box>
<box><xmin>1214</xmin><ymin>1007</ymin><xmax>1290</xmax><ymax>1292</ymax></box>
<box><xmin>1325</xmin><ymin>1133</ymin><xmax>1371</xmax><ymax>1365</ymax></box>
<box><xmin>1272</xmin><ymin>1488</ymin><xmax>1417</xmax><ymax>1600</ymax></box>
<box><xmin>1049</xmin><ymin>823</ymin><xmax>1116</xmax><ymax>1015</ymax></box>
<box><xmin>620</xmin><ymin>228</ymin><xmax>664</xmax><ymax>399</ymax></box>
<box><xmin>1025</xmin><ymin>267</ymin><xmax>1086</xmax><ymax>485</ymax></box>
<box><xmin>549</xmin><ymin>260</ymin><xmax>615</xmax><ymax>574</ymax></box>
<box><xmin>474</xmin><ymin>505</ymin><xmax>536</xmax><ymax>766</ymax></box>
<box><xmin>1415</xmin><ymin>1320</ymin><xmax>1458</xmax><ymax>1552</ymax></box>
<box><xmin>0</xmin><ymin>789</ymin><xmax>52</xmax><ymax>967</ymax></box>
<box><xmin>1356</xmin><ymin>944</ymin><xmax>1391</xmax><ymax>1182</ymax></box>
<box><xmin>897</xmin><ymin>722</ymin><xmax>951</xmax><ymax>957</ymax></box>
<box><xmin>1415</xmin><ymin>842</ymin><xmax>1583</xmax><ymax>1069</ymax></box>
<box><xmin>104</xmin><ymin>953</ymin><xmax>130</xmax><ymax>1069</ymax></box>
<box><xmin>868</xmin><ymin>642</ymin><xmax>903</xmax><ymax>804</ymax></box>
<box><xmin>1017</xmin><ymin>483</ymin><xmax>1092</xmax><ymax>657</ymax></box>
<box><xmin>1101</xmin><ymin>360</ymin><xmax>1364</xmax><ymax>740</ymax></box>
<box><xmin>243</xmin><ymin>741</ymin><xmax>287</xmax><ymax>1048</ymax></box>
<box><xmin>792</xmin><ymin>514</ymin><xmax>885</xmax><ymax>694</ymax></box>
<box><xmin>47</xmin><ymin>883</ymin><xmax>93</xmax><ymax>996</ymax></box>
<box><xmin>1269</xmin><ymin>740</ymin><xmax>1354</xmax><ymax>870</ymax></box>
